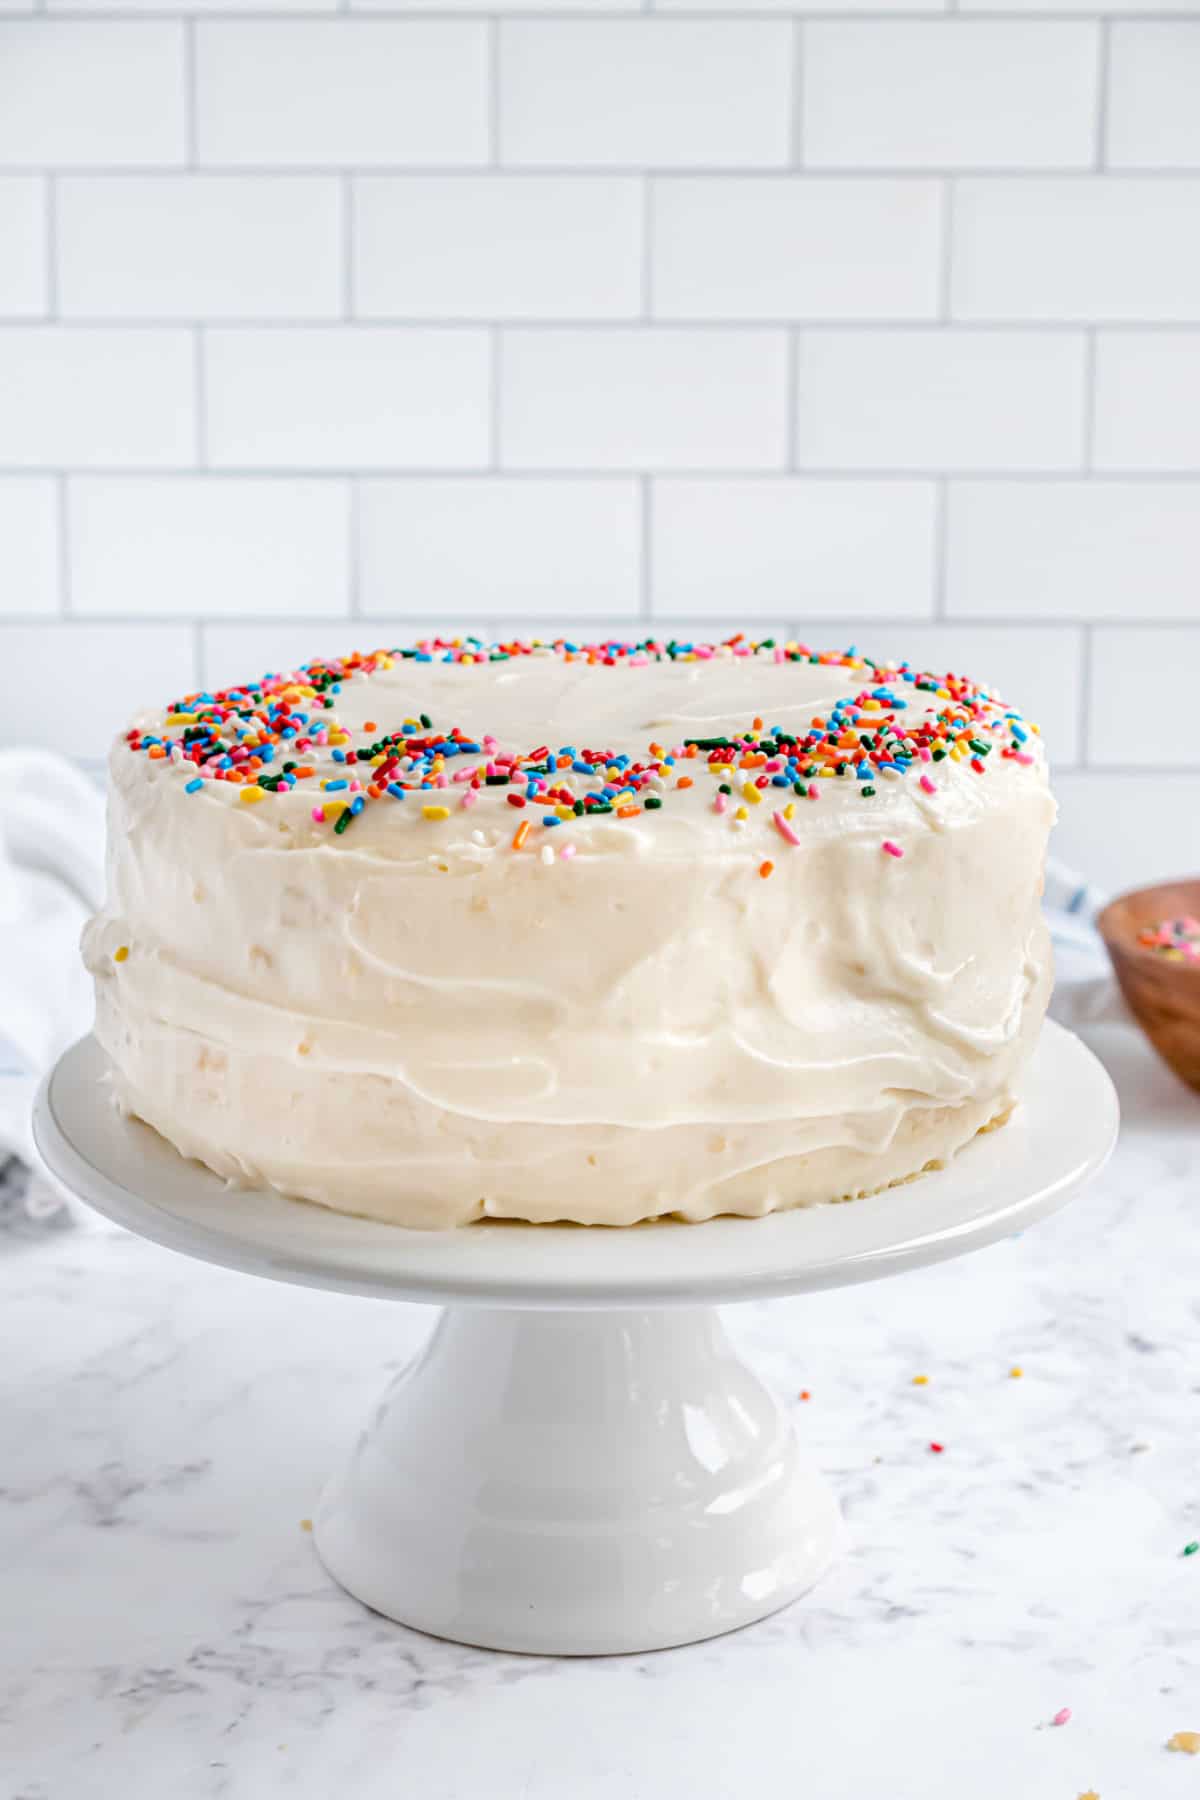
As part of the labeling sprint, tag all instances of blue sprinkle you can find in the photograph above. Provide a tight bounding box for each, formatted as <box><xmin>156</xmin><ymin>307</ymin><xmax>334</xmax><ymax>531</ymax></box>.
<box><xmin>185</xmin><ymin>777</ymin><xmax>203</xmax><ymax>794</ymax></box>
<box><xmin>331</xmin><ymin>748</ymin><xmax>346</xmax><ymax>763</ymax></box>
<box><xmin>351</xmin><ymin>795</ymin><xmax>365</xmax><ymax>815</ymax></box>
<box><xmin>1011</xmin><ymin>723</ymin><xmax>1028</xmax><ymax>743</ymax></box>
<box><xmin>325</xmin><ymin>778</ymin><xmax>349</xmax><ymax>792</ymax></box>
<box><xmin>542</xmin><ymin>814</ymin><xmax>561</xmax><ymax>827</ymax></box>
<box><xmin>386</xmin><ymin>783</ymin><xmax>406</xmax><ymax>799</ymax></box>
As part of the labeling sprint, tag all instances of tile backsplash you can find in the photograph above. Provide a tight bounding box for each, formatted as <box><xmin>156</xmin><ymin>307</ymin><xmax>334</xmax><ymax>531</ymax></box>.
<box><xmin>2</xmin><ymin>8</ymin><xmax>1200</xmax><ymax>888</ymax></box>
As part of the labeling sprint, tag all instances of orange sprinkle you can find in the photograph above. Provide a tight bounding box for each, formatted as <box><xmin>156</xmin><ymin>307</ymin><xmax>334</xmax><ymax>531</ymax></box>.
<box><xmin>752</xmin><ymin>716</ymin><xmax>763</xmax><ymax>732</ymax></box>
<box><xmin>293</xmin><ymin>765</ymin><xmax>315</xmax><ymax>779</ymax></box>
<box><xmin>676</xmin><ymin>776</ymin><xmax>694</xmax><ymax>790</ymax></box>
<box><xmin>367</xmin><ymin>783</ymin><xmax>383</xmax><ymax>799</ymax></box>
<box><xmin>148</xmin><ymin>745</ymin><xmax>166</xmax><ymax>760</ymax></box>
<box><xmin>759</xmin><ymin>860</ymin><xmax>774</xmax><ymax>879</ymax></box>
<box><xmin>616</xmin><ymin>804</ymin><xmax>639</xmax><ymax>819</ymax></box>
<box><xmin>362</xmin><ymin>720</ymin><xmax>376</xmax><ymax>732</ymax></box>
<box><xmin>512</xmin><ymin>819</ymin><xmax>532</xmax><ymax>850</ymax></box>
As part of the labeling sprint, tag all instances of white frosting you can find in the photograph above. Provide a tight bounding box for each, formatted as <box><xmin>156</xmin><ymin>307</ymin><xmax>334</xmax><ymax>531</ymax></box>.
<box><xmin>83</xmin><ymin>644</ymin><xmax>1055</xmax><ymax>1227</ymax></box>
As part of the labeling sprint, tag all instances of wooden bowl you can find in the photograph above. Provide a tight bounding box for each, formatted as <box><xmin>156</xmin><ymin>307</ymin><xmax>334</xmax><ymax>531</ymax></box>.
<box><xmin>1097</xmin><ymin>879</ymin><xmax>1200</xmax><ymax>1093</ymax></box>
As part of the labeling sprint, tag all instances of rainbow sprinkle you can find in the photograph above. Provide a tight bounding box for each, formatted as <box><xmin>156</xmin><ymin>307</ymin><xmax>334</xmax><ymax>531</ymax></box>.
<box><xmin>1137</xmin><ymin>916</ymin><xmax>1200</xmax><ymax>964</ymax></box>
<box><xmin>122</xmin><ymin>636</ymin><xmax>1042</xmax><ymax>869</ymax></box>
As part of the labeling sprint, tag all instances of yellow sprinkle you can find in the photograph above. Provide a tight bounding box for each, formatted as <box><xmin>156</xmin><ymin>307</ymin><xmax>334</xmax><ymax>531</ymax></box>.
<box><xmin>1168</xmin><ymin>1733</ymin><xmax>1200</xmax><ymax>1755</ymax></box>
<box><xmin>742</xmin><ymin>782</ymin><xmax>762</xmax><ymax>805</ymax></box>
<box><xmin>164</xmin><ymin>712</ymin><xmax>197</xmax><ymax>726</ymax></box>
<box><xmin>1009</xmin><ymin>1365</ymin><xmax>1023</xmax><ymax>1379</ymax></box>
<box><xmin>783</xmin><ymin>802</ymin><xmax>795</xmax><ymax>820</ymax></box>
<box><xmin>300</xmin><ymin>1518</ymin><xmax>313</xmax><ymax>1533</ymax></box>
<box><xmin>556</xmin><ymin>805</ymin><xmax>574</xmax><ymax>820</ymax></box>
<box><xmin>911</xmin><ymin>1374</ymin><xmax>928</xmax><ymax>1386</ymax></box>
<box><xmin>735</xmin><ymin>805</ymin><xmax>748</xmax><ymax>821</ymax></box>
<box><xmin>112</xmin><ymin>945</ymin><xmax>129</xmax><ymax>964</ymax></box>
<box><xmin>323</xmin><ymin>798</ymin><xmax>347</xmax><ymax>820</ymax></box>
<box><xmin>240</xmin><ymin>786</ymin><xmax>267</xmax><ymax>804</ymax></box>
<box><xmin>423</xmin><ymin>804</ymin><xmax>450</xmax><ymax>821</ymax></box>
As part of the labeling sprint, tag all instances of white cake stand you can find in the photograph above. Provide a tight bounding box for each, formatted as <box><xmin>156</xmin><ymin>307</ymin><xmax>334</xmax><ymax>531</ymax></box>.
<box><xmin>33</xmin><ymin>1023</ymin><xmax>1117</xmax><ymax>1657</ymax></box>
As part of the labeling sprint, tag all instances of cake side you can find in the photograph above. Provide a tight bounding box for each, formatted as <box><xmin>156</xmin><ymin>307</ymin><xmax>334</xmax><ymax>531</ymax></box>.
<box><xmin>82</xmin><ymin>638</ymin><xmax>1055</xmax><ymax>1228</ymax></box>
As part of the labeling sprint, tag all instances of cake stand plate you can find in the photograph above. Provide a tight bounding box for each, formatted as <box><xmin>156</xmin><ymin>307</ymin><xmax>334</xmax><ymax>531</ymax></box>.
<box><xmin>33</xmin><ymin>1023</ymin><xmax>1117</xmax><ymax>1657</ymax></box>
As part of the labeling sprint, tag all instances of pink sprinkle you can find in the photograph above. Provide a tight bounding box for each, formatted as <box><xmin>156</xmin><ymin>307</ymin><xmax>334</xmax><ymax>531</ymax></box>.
<box><xmin>772</xmin><ymin>810</ymin><xmax>801</xmax><ymax>848</ymax></box>
<box><xmin>435</xmin><ymin>773</ymin><xmax>448</xmax><ymax>789</ymax></box>
<box><xmin>311</xmin><ymin>806</ymin><xmax>326</xmax><ymax>824</ymax></box>
<box><xmin>774</xmin><ymin>647</ymin><xmax>785</xmax><ymax>664</ymax></box>
<box><xmin>918</xmin><ymin>746</ymin><xmax>932</xmax><ymax>762</ymax></box>
<box><xmin>808</xmin><ymin>780</ymin><xmax>820</xmax><ymax>801</ymax></box>
<box><xmin>714</xmin><ymin>793</ymin><xmax>728</xmax><ymax>815</ymax></box>
<box><xmin>349</xmin><ymin>780</ymin><xmax>361</xmax><ymax>793</ymax></box>
<box><xmin>1051</xmin><ymin>1709</ymin><xmax>1071</xmax><ymax>1728</ymax></box>
<box><xmin>559</xmin><ymin>843</ymin><xmax>578</xmax><ymax>862</ymax></box>
<box><xmin>882</xmin><ymin>840</ymin><xmax>904</xmax><ymax>858</ymax></box>
<box><xmin>461</xmin><ymin>787</ymin><xmax>478</xmax><ymax>809</ymax></box>
<box><xmin>1015</xmin><ymin>751</ymin><xmax>1034</xmax><ymax>765</ymax></box>
<box><xmin>919</xmin><ymin>775</ymin><xmax>937</xmax><ymax>795</ymax></box>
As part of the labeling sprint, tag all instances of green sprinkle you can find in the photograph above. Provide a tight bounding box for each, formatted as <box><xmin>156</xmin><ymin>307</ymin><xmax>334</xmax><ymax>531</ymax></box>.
<box><xmin>861</xmin><ymin>785</ymin><xmax>876</xmax><ymax>797</ymax></box>
<box><xmin>1184</xmin><ymin>1542</ymin><xmax>1199</xmax><ymax>1557</ymax></box>
<box><xmin>333</xmin><ymin>808</ymin><xmax>354</xmax><ymax>836</ymax></box>
<box><xmin>644</xmin><ymin>795</ymin><xmax>663</xmax><ymax>809</ymax></box>
<box><xmin>419</xmin><ymin>712</ymin><xmax>433</xmax><ymax>729</ymax></box>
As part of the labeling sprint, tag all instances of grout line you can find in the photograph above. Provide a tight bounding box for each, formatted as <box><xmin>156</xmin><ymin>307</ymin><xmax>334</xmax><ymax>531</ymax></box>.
<box><xmin>192</xmin><ymin>619</ymin><xmax>205</xmax><ymax>687</ymax></box>
<box><xmin>488</xmin><ymin>19</ymin><xmax>501</xmax><ymax>168</ymax></box>
<box><xmin>11</xmin><ymin>317</ymin><xmax>1200</xmax><ymax>336</ymax></box>
<box><xmin>1082</xmin><ymin>327</ymin><xmax>1098</xmax><ymax>471</ymax></box>
<box><xmin>193</xmin><ymin>328</ymin><xmax>207</xmax><ymax>467</ymax></box>
<box><xmin>1094</xmin><ymin>17</ymin><xmax>1112</xmax><ymax>173</ymax></box>
<box><xmin>56</xmin><ymin>474</ymin><xmax>70</xmax><ymax>616</ymax></box>
<box><xmin>489</xmin><ymin>326</ymin><xmax>502</xmax><ymax>469</ymax></box>
<box><xmin>6</xmin><ymin>466</ymin><xmax>1200</xmax><ymax>485</ymax></box>
<box><xmin>347</xmin><ymin>480</ymin><xmax>362</xmax><ymax>616</ymax></box>
<box><xmin>639</xmin><ymin>476</ymin><xmax>652</xmax><ymax>618</ymax></box>
<box><xmin>790</xmin><ymin>19</ymin><xmax>804</xmax><ymax>171</ymax></box>
<box><xmin>1078</xmin><ymin>622</ymin><xmax>1094</xmax><ymax>768</ymax></box>
<box><xmin>19</xmin><ymin>163</ymin><xmax>1200</xmax><ymax>181</ymax></box>
<box><xmin>183</xmin><ymin>18</ymin><xmax>198</xmax><ymax>169</ymax></box>
<box><xmin>786</xmin><ymin>330</ymin><xmax>801</xmax><ymax>471</ymax></box>
<box><xmin>933</xmin><ymin>478</ymin><xmax>949</xmax><ymax>619</ymax></box>
<box><xmin>341</xmin><ymin>173</ymin><xmax>355</xmax><ymax>320</ymax></box>
<box><xmin>21</xmin><ymin>7</ymin><xmax>1200</xmax><ymax>19</ymax></box>
<box><xmin>641</xmin><ymin>178</ymin><xmax>654</xmax><ymax>321</ymax></box>
<box><xmin>44</xmin><ymin>175</ymin><xmax>58</xmax><ymax>320</ymax></box>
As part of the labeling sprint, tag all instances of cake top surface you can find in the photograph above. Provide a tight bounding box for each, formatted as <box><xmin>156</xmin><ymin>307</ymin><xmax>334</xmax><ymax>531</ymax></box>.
<box><xmin>118</xmin><ymin>634</ymin><xmax>1045</xmax><ymax>863</ymax></box>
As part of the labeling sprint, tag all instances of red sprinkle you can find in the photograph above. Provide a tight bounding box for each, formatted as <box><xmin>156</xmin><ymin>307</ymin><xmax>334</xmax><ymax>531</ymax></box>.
<box><xmin>506</xmin><ymin>792</ymin><xmax>527</xmax><ymax>808</ymax></box>
<box><xmin>929</xmin><ymin>1441</ymin><xmax>944</xmax><ymax>1454</ymax></box>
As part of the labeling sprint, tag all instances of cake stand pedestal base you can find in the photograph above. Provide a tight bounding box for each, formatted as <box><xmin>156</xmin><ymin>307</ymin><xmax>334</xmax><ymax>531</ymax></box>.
<box><xmin>34</xmin><ymin>1026</ymin><xmax>1118</xmax><ymax>1659</ymax></box>
<box><xmin>315</xmin><ymin>1305</ymin><xmax>841</xmax><ymax>1655</ymax></box>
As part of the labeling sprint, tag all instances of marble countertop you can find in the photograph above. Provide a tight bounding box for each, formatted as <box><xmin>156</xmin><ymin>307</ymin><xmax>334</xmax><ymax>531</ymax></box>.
<box><xmin>4</xmin><ymin>1021</ymin><xmax>1200</xmax><ymax>1800</ymax></box>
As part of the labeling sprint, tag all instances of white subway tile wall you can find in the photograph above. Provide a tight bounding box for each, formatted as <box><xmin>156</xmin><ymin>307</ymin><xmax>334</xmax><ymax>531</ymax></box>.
<box><xmin>0</xmin><ymin>7</ymin><xmax>1197</xmax><ymax>882</ymax></box>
